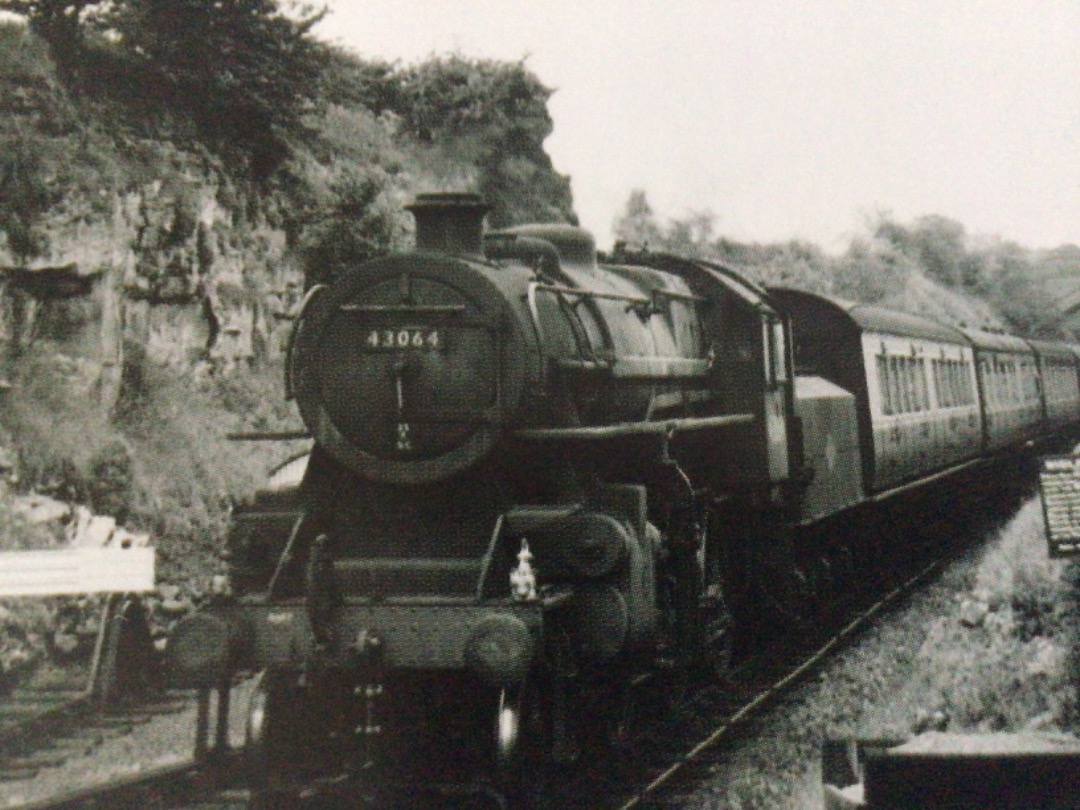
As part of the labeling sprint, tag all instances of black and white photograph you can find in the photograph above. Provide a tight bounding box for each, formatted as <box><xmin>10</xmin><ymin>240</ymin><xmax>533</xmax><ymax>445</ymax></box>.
<box><xmin>1</xmin><ymin>1</ymin><xmax>1079</xmax><ymax>807</ymax></box>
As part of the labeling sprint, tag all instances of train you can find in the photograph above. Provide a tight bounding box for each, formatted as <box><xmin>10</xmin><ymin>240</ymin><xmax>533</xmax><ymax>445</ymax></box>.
<box><xmin>168</xmin><ymin>192</ymin><xmax>1080</xmax><ymax>807</ymax></box>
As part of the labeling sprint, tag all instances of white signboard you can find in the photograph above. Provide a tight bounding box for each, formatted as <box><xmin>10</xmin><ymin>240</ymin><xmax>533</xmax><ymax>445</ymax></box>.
<box><xmin>1038</xmin><ymin>454</ymin><xmax>1080</xmax><ymax>558</ymax></box>
<box><xmin>0</xmin><ymin>547</ymin><xmax>155</xmax><ymax>596</ymax></box>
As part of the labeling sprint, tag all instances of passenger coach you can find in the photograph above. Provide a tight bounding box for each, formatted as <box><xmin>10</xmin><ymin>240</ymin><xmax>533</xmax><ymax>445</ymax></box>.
<box><xmin>770</xmin><ymin>288</ymin><xmax>1080</xmax><ymax>525</ymax></box>
<box><xmin>960</xmin><ymin>327</ymin><xmax>1043</xmax><ymax>451</ymax></box>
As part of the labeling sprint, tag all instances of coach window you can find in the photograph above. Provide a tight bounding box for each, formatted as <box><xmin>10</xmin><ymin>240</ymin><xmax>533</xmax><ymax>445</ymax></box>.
<box><xmin>906</xmin><ymin>358</ymin><xmax>916</xmax><ymax>411</ymax></box>
<box><xmin>762</xmin><ymin>318</ymin><xmax>787</xmax><ymax>387</ymax></box>
<box><xmin>770</xmin><ymin>319</ymin><xmax>788</xmax><ymax>384</ymax></box>
<box><xmin>894</xmin><ymin>357</ymin><xmax>905</xmax><ymax>413</ymax></box>
<box><xmin>893</xmin><ymin>357</ymin><xmax>903</xmax><ymax>414</ymax></box>
<box><xmin>878</xmin><ymin>355</ymin><xmax>892</xmax><ymax>415</ymax></box>
<box><xmin>918</xmin><ymin>358</ymin><xmax>927</xmax><ymax>410</ymax></box>
<box><xmin>909</xmin><ymin>358</ymin><xmax>920</xmax><ymax>411</ymax></box>
<box><xmin>890</xmin><ymin>357</ymin><xmax>900</xmax><ymax>414</ymax></box>
<box><xmin>1057</xmin><ymin>362</ymin><xmax>1071</xmax><ymax>398</ymax></box>
<box><xmin>903</xmin><ymin>360</ymin><xmax>912</xmax><ymax>411</ymax></box>
<box><xmin>961</xmin><ymin>361</ymin><xmax>973</xmax><ymax>405</ymax></box>
<box><xmin>919</xmin><ymin>358</ymin><xmax>929</xmax><ymax>410</ymax></box>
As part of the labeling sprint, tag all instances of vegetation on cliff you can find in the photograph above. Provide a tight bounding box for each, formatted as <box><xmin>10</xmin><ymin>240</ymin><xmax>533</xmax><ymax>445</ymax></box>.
<box><xmin>0</xmin><ymin>5</ymin><xmax>574</xmax><ymax>591</ymax></box>
<box><xmin>0</xmin><ymin>3</ymin><xmax>573</xmax><ymax>271</ymax></box>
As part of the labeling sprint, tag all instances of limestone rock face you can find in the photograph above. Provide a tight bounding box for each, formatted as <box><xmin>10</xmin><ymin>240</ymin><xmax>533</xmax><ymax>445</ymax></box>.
<box><xmin>1</xmin><ymin>176</ymin><xmax>303</xmax><ymax>407</ymax></box>
<box><xmin>0</xmin><ymin>26</ymin><xmax>322</xmax><ymax>403</ymax></box>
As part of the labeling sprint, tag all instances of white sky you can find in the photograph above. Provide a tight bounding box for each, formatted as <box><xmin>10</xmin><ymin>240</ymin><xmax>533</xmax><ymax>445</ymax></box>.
<box><xmin>317</xmin><ymin>1</ymin><xmax>1079</xmax><ymax>252</ymax></box>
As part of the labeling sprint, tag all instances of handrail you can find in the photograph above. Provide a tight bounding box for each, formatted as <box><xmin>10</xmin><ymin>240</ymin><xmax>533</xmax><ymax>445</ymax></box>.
<box><xmin>514</xmin><ymin>413</ymin><xmax>753</xmax><ymax>441</ymax></box>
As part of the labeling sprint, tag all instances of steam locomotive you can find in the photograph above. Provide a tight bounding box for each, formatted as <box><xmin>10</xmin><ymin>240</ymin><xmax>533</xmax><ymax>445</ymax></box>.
<box><xmin>169</xmin><ymin>193</ymin><xmax>1080</xmax><ymax>806</ymax></box>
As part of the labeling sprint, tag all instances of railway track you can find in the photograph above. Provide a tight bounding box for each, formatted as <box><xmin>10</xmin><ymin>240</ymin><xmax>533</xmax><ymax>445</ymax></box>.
<box><xmin>528</xmin><ymin>555</ymin><xmax>947</xmax><ymax>810</ymax></box>
<box><xmin>0</xmin><ymin>550</ymin><xmax>968</xmax><ymax>810</ymax></box>
<box><xmin>0</xmin><ymin>684</ymin><xmax>191</xmax><ymax>783</ymax></box>
<box><xmin>0</xmin><ymin>593</ymin><xmax>204</xmax><ymax>809</ymax></box>
<box><xmin>0</xmin><ymin>685</ymin><xmax>252</xmax><ymax>810</ymax></box>
<box><xmin>534</xmin><ymin>471</ymin><xmax>1032</xmax><ymax>810</ymax></box>
<box><xmin>0</xmin><ymin>570</ymin><xmax>973</xmax><ymax>810</ymax></box>
<box><xmin>0</xmin><ymin>594</ymin><xmax>176</xmax><ymax>781</ymax></box>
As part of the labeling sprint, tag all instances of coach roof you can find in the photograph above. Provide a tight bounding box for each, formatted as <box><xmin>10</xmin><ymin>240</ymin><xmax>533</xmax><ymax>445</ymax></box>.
<box><xmin>770</xmin><ymin>288</ymin><xmax>968</xmax><ymax>344</ymax></box>
<box><xmin>958</xmin><ymin>326</ymin><xmax>1033</xmax><ymax>354</ymax></box>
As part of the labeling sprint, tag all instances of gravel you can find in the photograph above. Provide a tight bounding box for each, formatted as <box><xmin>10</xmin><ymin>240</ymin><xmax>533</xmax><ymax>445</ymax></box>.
<box><xmin>0</xmin><ymin>682</ymin><xmax>255</xmax><ymax>809</ymax></box>
<box><xmin>0</xmin><ymin>703</ymin><xmax>194</xmax><ymax>808</ymax></box>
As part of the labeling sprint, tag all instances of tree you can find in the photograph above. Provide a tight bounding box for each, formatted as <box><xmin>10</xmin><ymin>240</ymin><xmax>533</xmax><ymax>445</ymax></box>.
<box><xmin>833</xmin><ymin>236</ymin><xmax>911</xmax><ymax>303</ymax></box>
<box><xmin>0</xmin><ymin>1</ymin><xmax>105</xmax><ymax>69</ymax></box>
<box><xmin>1</xmin><ymin>0</ymin><xmax>329</xmax><ymax>178</ymax></box>
<box><xmin>967</xmin><ymin>238</ymin><xmax>1059</xmax><ymax>335</ymax></box>
<box><xmin>0</xmin><ymin>125</ymin><xmax>54</xmax><ymax>260</ymax></box>
<box><xmin>661</xmin><ymin>209</ymin><xmax>717</xmax><ymax>258</ymax></box>
<box><xmin>393</xmin><ymin>55</ymin><xmax>574</xmax><ymax>226</ymax></box>
<box><xmin>613</xmin><ymin>190</ymin><xmax>662</xmax><ymax>250</ymax></box>
<box><xmin>299</xmin><ymin>169</ymin><xmax>401</xmax><ymax>287</ymax></box>
<box><xmin>106</xmin><ymin>0</ymin><xmax>327</xmax><ymax>177</ymax></box>
<box><xmin>874</xmin><ymin>213</ymin><xmax>968</xmax><ymax>289</ymax></box>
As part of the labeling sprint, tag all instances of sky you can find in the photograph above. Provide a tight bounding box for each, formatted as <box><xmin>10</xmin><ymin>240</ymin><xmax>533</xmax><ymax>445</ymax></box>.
<box><xmin>315</xmin><ymin>1</ymin><xmax>1079</xmax><ymax>252</ymax></box>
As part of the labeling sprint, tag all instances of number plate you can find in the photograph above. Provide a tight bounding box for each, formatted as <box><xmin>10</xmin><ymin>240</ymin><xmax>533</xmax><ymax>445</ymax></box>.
<box><xmin>364</xmin><ymin>327</ymin><xmax>442</xmax><ymax>351</ymax></box>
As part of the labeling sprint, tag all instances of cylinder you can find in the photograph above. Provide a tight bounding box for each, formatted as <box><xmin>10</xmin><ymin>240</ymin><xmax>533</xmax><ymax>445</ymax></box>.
<box><xmin>565</xmin><ymin>583</ymin><xmax>629</xmax><ymax>665</ymax></box>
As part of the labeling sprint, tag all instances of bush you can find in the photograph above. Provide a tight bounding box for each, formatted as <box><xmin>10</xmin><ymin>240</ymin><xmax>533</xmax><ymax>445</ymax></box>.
<box><xmin>876</xmin><ymin>500</ymin><xmax>1080</xmax><ymax>735</ymax></box>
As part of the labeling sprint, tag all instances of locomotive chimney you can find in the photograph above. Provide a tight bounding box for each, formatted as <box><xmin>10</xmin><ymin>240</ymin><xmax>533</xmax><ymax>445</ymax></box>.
<box><xmin>407</xmin><ymin>192</ymin><xmax>490</xmax><ymax>257</ymax></box>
